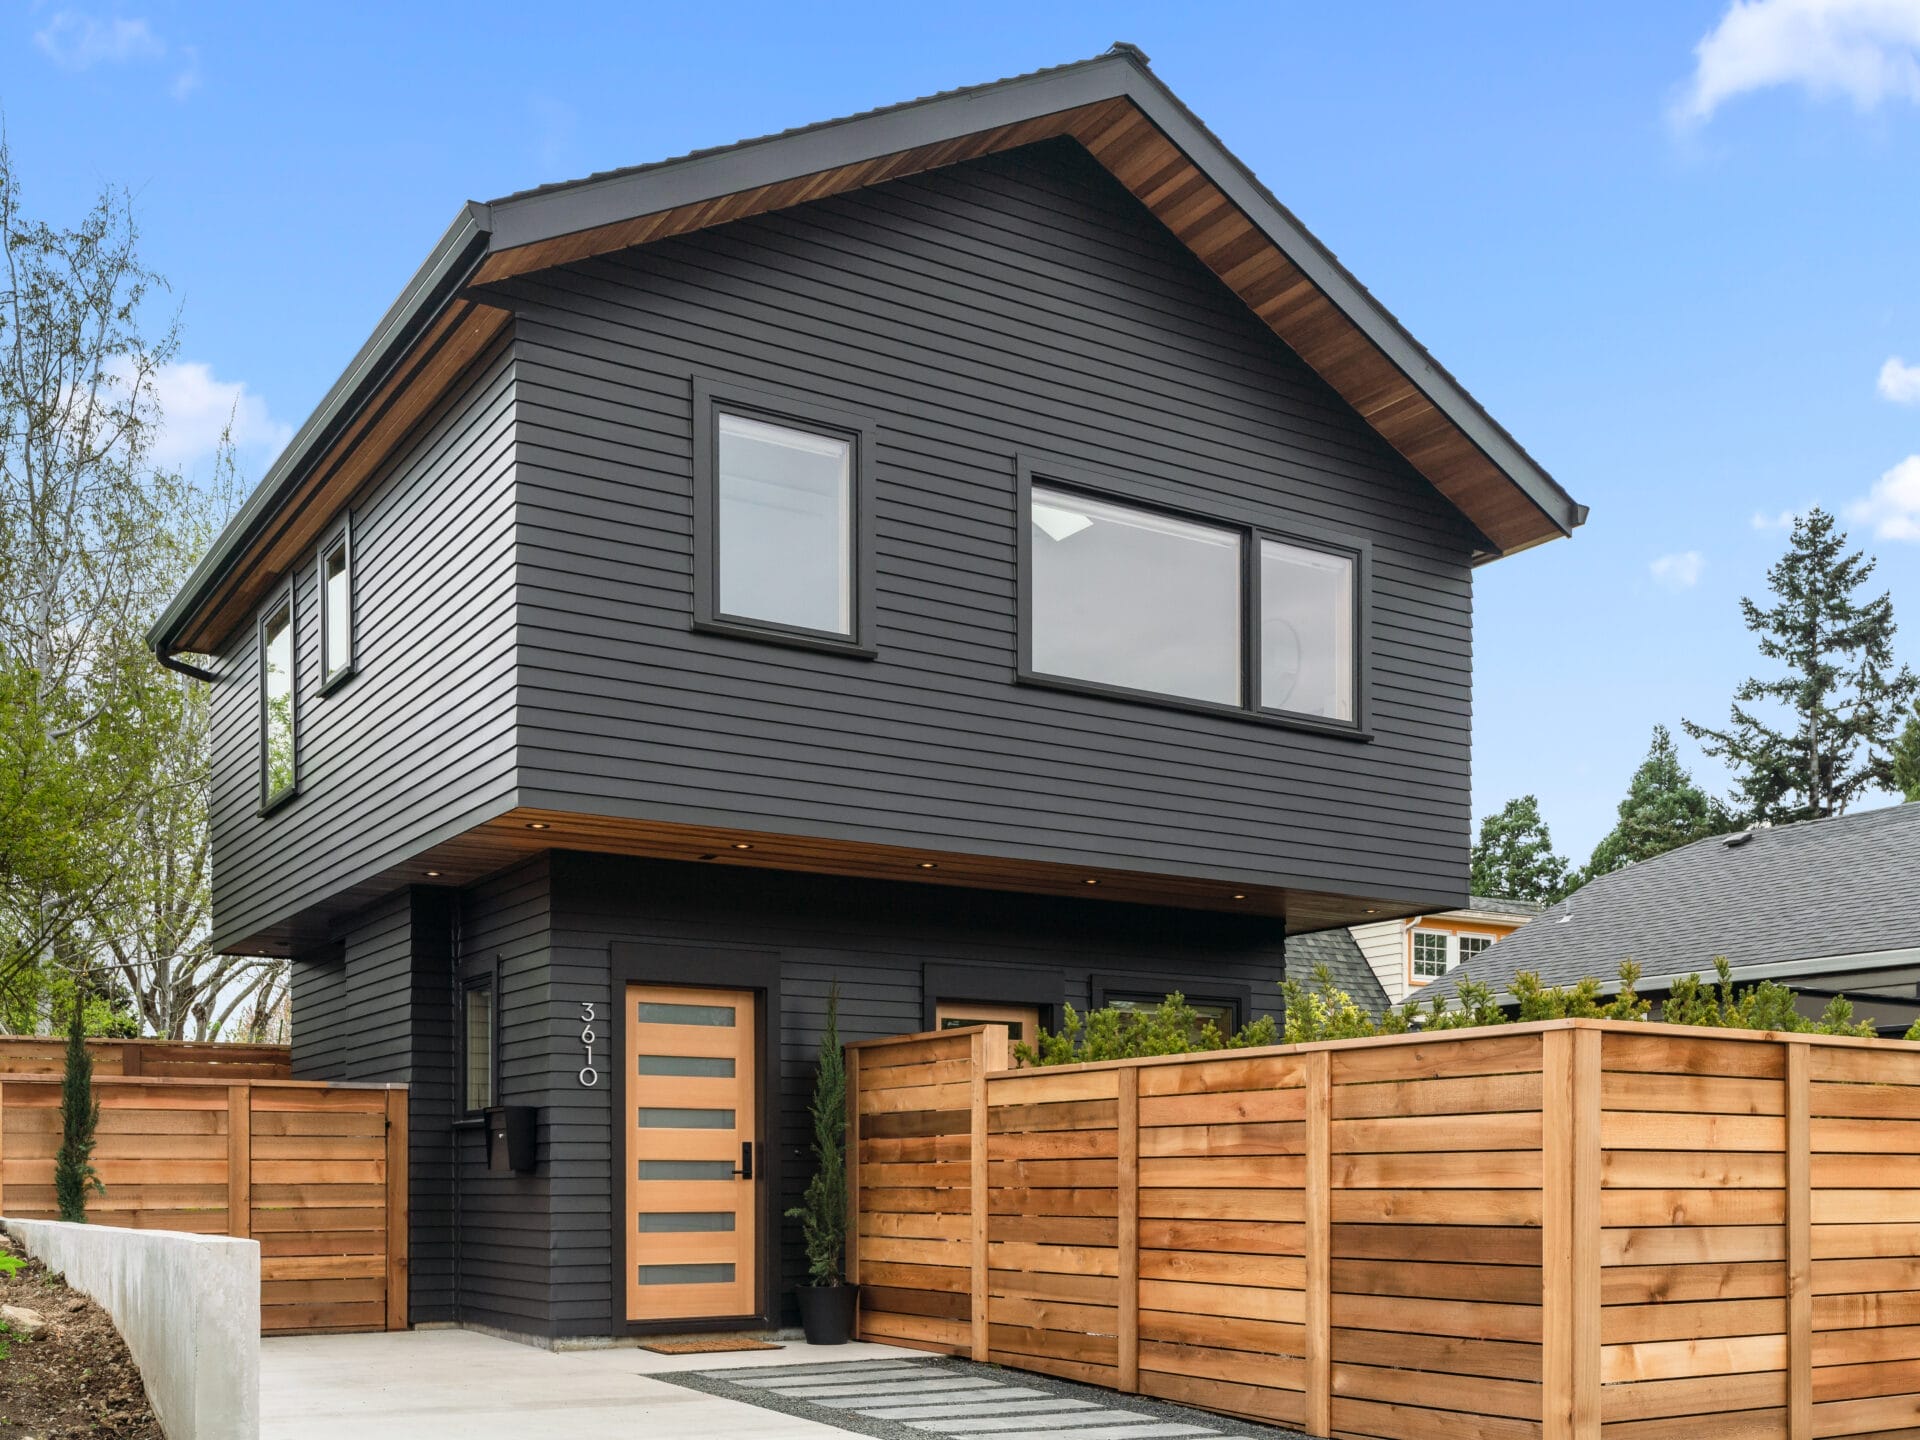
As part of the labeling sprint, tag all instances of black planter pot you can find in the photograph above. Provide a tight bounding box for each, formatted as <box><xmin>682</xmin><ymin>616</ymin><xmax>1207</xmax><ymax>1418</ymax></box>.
<box><xmin>794</xmin><ymin>1283</ymin><xmax>860</xmax><ymax>1345</ymax></box>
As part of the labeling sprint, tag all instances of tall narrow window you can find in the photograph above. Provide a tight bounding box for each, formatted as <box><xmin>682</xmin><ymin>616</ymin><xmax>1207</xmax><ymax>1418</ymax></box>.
<box><xmin>1260</xmin><ymin>539</ymin><xmax>1355</xmax><ymax>722</ymax></box>
<box><xmin>1028</xmin><ymin>484</ymin><xmax>1242</xmax><ymax>706</ymax></box>
<box><xmin>716</xmin><ymin>412</ymin><xmax>852</xmax><ymax>636</ymax></box>
<box><xmin>319</xmin><ymin>519</ymin><xmax>353</xmax><ymax>689</ymax></box>
<box><xmin>464</xmin><ymin>981</ymin><xmax>495</xmax><ymax>1113</ymax></box>
<box><xmin>259</xmin><ymin>586</ymin><xmax>296</xmax><ymax>808</ymax></box>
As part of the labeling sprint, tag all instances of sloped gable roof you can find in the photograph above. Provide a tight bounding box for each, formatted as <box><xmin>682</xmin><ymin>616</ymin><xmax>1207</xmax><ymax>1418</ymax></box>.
<box><xmin>1420</xmin><ymin>804</ymin><xmax>1920</xmax><ymax>1002</ymax></box>
<box><xmin>153</xmin><ymin>44</ymin><xmax>1584</xmax><ymax>663</ymax></box>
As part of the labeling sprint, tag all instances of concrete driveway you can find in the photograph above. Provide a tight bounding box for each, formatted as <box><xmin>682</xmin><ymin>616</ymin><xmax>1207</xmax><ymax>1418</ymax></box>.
<box><xmin>261</xmin><ymin>1329</ymin><xmax>1299</xmax><ymax>1440</ymax></box>
<box><xmin>260</xmin><ymin>1328</ymin><xmax>916</xmax><ymax>1439</ymax></box>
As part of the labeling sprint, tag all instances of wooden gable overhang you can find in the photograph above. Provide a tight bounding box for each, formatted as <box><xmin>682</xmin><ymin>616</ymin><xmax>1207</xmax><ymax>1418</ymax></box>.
<box><xmin>153</xmin><ymin>44</ymin><xmax>1584</xmax><ymax>663</ymax></box>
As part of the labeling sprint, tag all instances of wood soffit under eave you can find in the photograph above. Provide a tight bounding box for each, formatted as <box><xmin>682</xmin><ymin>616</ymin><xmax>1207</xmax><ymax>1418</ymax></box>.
<box><xmin>175</xmin><ymin>95</ymin><xmax>1564</xmax><ymax>653</ymax></box>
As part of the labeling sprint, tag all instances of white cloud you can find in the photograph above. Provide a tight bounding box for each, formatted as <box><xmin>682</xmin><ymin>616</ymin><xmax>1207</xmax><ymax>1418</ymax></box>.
<box><xmin>33</xmin><ymin>11</ymin><xmax>164</xmax><ymax>69</ymax></box>
<box><xmin>1751</xmin><ymin>508</ymin><xmax>1800</xmax><ymax>529</ymax></box>
<box><xmin>1879</xmin><ymin>355</ymin><xmax>1920</xmax><ymax>404</ymax></box>
<box><xmin>144</xmin><ymin>362</ymin><xmax>292</xmax><ymax>476</ymax></box>
<box><xmin>1676</xmin><ymin>0</ymin><xmax>1920</xmax><ymax>124</ymax></box>
<box><xmin>33</xmin><ymin>10</ymin><xmax>199</xmax><ymax>99</ymax></box>
<box><xmin>1846</xmin><ymin>454</ymin><xmax>1920</xmax><ymax>539</ymax></box>
<box><xmin>1651</xmin><ymin>550</ymin><xmax>1708</xmax><ymax>589</ymax></box>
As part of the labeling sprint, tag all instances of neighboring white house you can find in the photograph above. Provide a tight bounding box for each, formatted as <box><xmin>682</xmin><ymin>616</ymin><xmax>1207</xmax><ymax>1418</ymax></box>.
<box><xmin>1349</xmin><ymin>896</ymin><xmax>1542</xmax><ymax>1005</ymax></box>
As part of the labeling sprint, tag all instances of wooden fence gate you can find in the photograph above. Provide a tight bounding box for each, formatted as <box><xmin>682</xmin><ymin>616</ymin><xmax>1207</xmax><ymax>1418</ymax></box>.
<box><xmin>0</xmin><ymin>1076</ymin><xmax>406</xmax><ymax>1334</ymax></box>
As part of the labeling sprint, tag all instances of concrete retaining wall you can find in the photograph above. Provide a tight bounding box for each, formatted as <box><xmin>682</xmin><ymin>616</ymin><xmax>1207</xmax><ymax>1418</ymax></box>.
<box><xmin>3</xmin><ymin>1217</ymin><xmax>259</xmax><ymax>1440</ymax></box>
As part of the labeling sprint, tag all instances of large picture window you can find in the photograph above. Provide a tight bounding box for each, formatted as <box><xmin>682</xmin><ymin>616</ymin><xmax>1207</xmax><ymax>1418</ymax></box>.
<box><xmin>1029</xmin><ymin>485</ymin><xmax>1242</xmax><ymax>706</ymax></box>
<box><xmin>1021</xmin><ymin>463</ymin><xmax>1366</xmax><ymax>731</ymax></box>
<box><xmin>692</xmin><ymin>379</ymin><xmax>876</xmax><ymax>654</ymax></box>
<box><xmin>259</xmin><ymin>582</ymin><xmax>297</xmax><ymax>809</ymax></box>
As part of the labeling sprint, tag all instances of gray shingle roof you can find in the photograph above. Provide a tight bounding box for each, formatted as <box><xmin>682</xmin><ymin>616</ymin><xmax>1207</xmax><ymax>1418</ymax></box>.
<box><xmin>1420</xmin><ymin>803</ymin><xmax>1920</xmax><ymax>1002</ymax></box>
<box><xmin>1463</xmin><ymin>895</ymin><xmax>1546</xmax><ymax>919</ymax></box>
<box><xmin>1286</xmin><ymin>928</ymin><xmax>1391</xmax><ymax>1015</ymax></box>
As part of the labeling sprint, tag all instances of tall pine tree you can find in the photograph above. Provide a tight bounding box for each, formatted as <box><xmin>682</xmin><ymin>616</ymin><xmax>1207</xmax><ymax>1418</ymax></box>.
<box><xmin>1470</xmin><ymin>795</ymin><xmax>1572</xmax><ymax>903</ymax></box>
<box><xmin>1684</xmin><ymin>509</ymin><xmax>1918</xmax><ymax>823</ymax></box>
<box><xmin>1581</xmin><ymin>725</ymin><xmax>1736</xmax><ymax>881</ymax></box>
<box><xmin>1893</xmin><ymin>704</ymin><xmax>1920</xmax><ymax>803</ymax></box>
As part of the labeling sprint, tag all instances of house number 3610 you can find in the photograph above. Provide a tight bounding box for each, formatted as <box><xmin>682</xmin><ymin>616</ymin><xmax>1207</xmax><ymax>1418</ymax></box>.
<box><xmin>579</xmin><ymin>1003</ymin><xmax>599</xmax><ymax>1087</ymax></box>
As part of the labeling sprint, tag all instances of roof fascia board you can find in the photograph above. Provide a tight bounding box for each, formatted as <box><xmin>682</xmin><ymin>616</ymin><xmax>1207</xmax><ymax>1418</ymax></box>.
<box><xmin>482</xmin><ymin>57</ymin><xmax>1136</xmax><ymax>251</ymax></box>
<box><xmin>483</xmin><ymin>55</ymin><xmax>1581</xmax><ymax>542</ymax></box>
<box><xmin>1107</xmin><ymin>68</ymin><xmax>1583</xmax><ymax>542</ymax></box>
<box><xmin>148</xmin><ymin>202</ymin><xmax>493</xmax><ymax>657</ymax></box>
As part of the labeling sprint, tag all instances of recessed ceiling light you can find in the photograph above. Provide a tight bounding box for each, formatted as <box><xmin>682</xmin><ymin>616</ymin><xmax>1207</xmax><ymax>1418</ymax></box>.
<box><xmin>526</xmin><ymin>821</ymin><xmax>549</xmax><ymax>830</ymax></box>
<box><xmin>697</xmin><ymin>853</ymin><xmax>717</xmax><ymax>861</ymax></box>
<box><xmin>1084</xmin><ymin>878</ymin><xmax>1099</xmax><ymax>886</ymax></box>
<box><xmin>1231</xmin><ymin>893</ymin><xmax>1246</xmax><ymax>900</ymax></box>
<box><xmin>426</xmin><ymin>871</ymin><xmax>442</xmax><ymax>878</ymax></box>
<box><xmin>918</xmin><ymin>861</ymin><xmax>938</xmax><ymax>870</ymax></box>
<box><xmin>732</xmin><ymin>842</ymin><xmax>753</xmax><ymax>850</ymax></box>
<box><xmin>1364</xmin><ymin>908</ymin><xmax>1377</xmax><ymax>914</ymax></box>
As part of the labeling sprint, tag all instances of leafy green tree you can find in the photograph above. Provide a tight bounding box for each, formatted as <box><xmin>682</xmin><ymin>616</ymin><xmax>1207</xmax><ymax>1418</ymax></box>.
<box><xmin>1470</xmin><ymin>795</ymin><xmax>1572</xmax><ymax>903</ymax></box>
<box><xmin>785</xmin><ymin>985</ymin><xmax>847</xmax><ymax>1285</ymax></box>
<box><xmin>1579</xmin><ymin>725</ymin><xmax>1737</xmax><ymax>884</ymax></box>
<box><xmin>0</xmin><ymin>133</ymin><xmax>281</xmax><ymax>1035</ymax></box>
<box><xmin>1684</xmin><ymin>509</ymin><xmax>1919</xmax><ymax>823</ymax></box>
<box><xmin>54</xmin><ymin>997</ymin><xmax>103</xmax><ymax>1221</ymax></box>
<box><xmin>1893</xmin><ymin>704</ymin><xmax>1920</xmax><ymax>802</ymax></box>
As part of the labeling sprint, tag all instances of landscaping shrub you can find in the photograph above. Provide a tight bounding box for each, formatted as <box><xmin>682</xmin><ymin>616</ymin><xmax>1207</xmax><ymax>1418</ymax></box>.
<box><xmin>55</xmin><ymin>999</ymin><xmax>102</xmax><ymax>1223</ymax></box>
<box><xmin>1284</xmin><ymin>956</ymin><xmax>1876</xmax><ymax>1044</ymax></box>
<box><xmin>1013</xmin><ymin>992</ymin><xmax>1278</xmax><ymax>1067</ymax></box>
<box><xmin>785</xmin><ymin>984</ymin><xmax>848</xmax><ymax>1285</ymax></box>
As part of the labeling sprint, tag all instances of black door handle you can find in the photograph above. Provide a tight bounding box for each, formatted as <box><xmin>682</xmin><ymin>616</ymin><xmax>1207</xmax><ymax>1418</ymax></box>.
<box><xmin>735</xmin><ymin>1141</ymin><xmax>754</xmax><ymax>1180</ymax></box>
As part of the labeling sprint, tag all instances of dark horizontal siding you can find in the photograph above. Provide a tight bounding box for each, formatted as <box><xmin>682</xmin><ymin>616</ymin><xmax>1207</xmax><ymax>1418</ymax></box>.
<box><xmin>502</xmin><ymin>138</ymin><xmax>1478</xmax><ymax>904</ymax></box>
<box><xmin>547</xmin><ymin>850</ymin><xmax>1287</xmax><ymax>1336</ymax></box>
<box><xmin>205</xmin><ymin>344</ymin><xmax>521</xmax><ymax>950</ymax></box>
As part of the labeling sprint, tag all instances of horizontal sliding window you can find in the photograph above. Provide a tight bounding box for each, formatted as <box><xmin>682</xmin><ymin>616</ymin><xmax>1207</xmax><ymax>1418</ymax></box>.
<box><xmin>1023</xmin><ymin>469</ymin><xmax>1364</xmax><ymax>730</ymax></box>
<box><xmin>1029</xmin><ymin>484</ymin><xmax>1241</xmax><ymax>706</ymax></box>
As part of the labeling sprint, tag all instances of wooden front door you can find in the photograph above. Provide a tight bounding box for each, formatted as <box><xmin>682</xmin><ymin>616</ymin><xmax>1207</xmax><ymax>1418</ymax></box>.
<box><xmin>624</xmin><ymin>984</ymin><xmax>758</xmax><ymax>1322</ymax></box>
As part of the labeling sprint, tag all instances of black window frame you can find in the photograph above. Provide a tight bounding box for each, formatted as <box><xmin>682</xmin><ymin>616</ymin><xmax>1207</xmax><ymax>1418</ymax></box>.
<box><xmin>1090</xmin><ymin>973</ymin><xmax>1254</xmax><ymax>1033</ymax></box>
<box><xmin>256</xmin><ymin>575</ymin><xmax>299</xmax><ymax>815</ymax></box>
<box><xmin>461</xmin><ymin>973</ymin><xmax>497</xmax><ymax>1118</ymax></box>
<box><xmin>316</xmin><ymin>512</ymin><xmax>356</xmax><ymax>695</ymax></box>
<box><xmin>1016</xmin><ymin>455</ymin><xmax>1372</xmax><ymax>739</ymax></box>
<box><xmin>691</xmin><ymin>375</ymin><xmax>878</xmax><ymax>658</ymax></box>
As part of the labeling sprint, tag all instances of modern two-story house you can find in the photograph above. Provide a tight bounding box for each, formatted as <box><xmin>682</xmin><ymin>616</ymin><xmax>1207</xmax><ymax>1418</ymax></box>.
<box><xmin>151</xmin><ymin>46</ymin><xmax>1584</xmax><ymax>1344</ymax></box>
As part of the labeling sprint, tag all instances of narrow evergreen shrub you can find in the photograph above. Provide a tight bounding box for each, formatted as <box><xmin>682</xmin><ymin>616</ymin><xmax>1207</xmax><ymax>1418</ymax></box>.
<box><xmin>54</xmin><ymin>998</ymin><xmax>103</xmax><ymax>1222</ymax></box>
<box><xmin>785</xmin><ymin>984</ymin><xmax>847</xmax><ymax>1285</ymax></box>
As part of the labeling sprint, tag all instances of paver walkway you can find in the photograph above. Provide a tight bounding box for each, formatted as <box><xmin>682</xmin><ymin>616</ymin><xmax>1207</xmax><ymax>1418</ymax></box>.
<box><xmin>656</xmin><ymin>1355</ymin><xmax>1299</xmax><ymax>1440</ymax></box>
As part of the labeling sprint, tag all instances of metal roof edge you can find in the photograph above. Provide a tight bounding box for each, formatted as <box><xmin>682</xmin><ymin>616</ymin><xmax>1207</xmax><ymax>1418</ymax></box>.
<box><xmin>150</xmin><ymin>203</ymin><xmax>493</xmax><ymax>660</ymax></box>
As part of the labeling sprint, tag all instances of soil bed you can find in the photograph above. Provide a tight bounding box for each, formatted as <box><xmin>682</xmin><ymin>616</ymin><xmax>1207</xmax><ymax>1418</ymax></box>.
<box><xmin>0</xmin><ymin>1236</ymin><xmax>162</xmax><ymax>1439</ymax></box>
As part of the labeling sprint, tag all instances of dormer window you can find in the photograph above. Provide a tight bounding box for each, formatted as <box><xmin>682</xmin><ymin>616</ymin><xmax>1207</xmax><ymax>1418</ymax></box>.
<box><xmin>692</xmin><ymin>378</ymin><xmax>876</xmax><ymax>655</ymax></box>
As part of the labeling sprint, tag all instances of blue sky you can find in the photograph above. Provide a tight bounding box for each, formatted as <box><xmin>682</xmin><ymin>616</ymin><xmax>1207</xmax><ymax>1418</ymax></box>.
<box><xmin>8</xmin><ymin>1</ymin><xmax>1920</xmax><ymax>864</ymax></box>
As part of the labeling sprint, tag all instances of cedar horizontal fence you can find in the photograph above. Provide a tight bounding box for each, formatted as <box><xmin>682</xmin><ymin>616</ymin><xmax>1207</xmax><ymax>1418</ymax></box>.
<box><xmin>847</xmin><ymin>1019</ymin><xmax>1920</xmax><ymax>1440</ymax></box>
<box><xmin>0</xmin><ymin>1035</ymin><xmax>292</xmax><ymax>1080</ymax></box>
<box><xmin>0</xmin><ymin>1075</ymin><xmax>404</xmax><ymax>1335</ymax></box>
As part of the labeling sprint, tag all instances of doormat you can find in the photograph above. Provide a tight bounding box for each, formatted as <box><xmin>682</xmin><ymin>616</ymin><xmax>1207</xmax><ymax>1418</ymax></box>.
<box><xmin>640</xmin><ymin>1335</ymin><xmax>784</xmax><ymax>1354</ymax></box>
